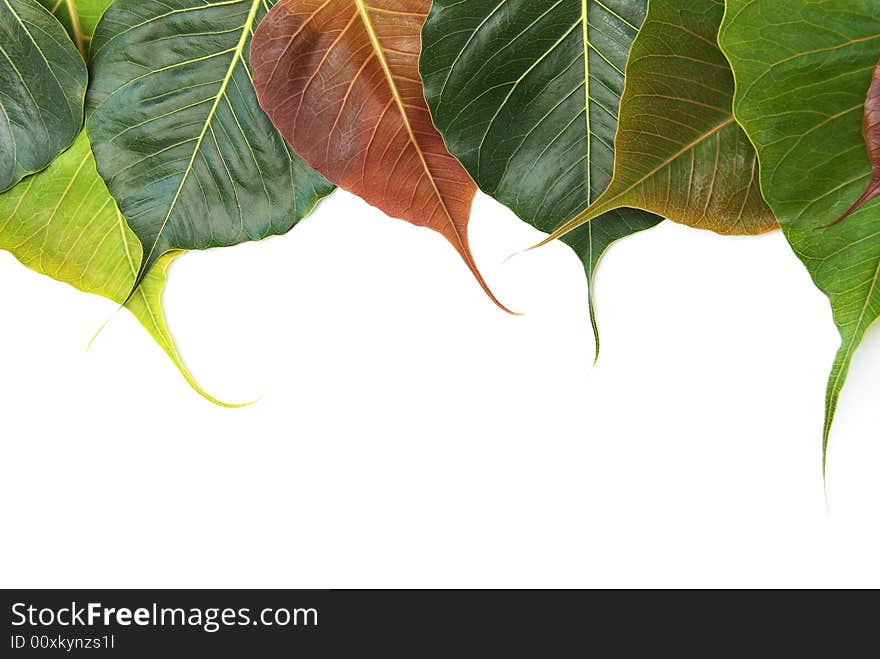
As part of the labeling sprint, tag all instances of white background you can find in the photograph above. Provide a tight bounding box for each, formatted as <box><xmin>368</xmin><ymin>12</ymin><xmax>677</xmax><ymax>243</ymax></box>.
<box><xmin>1</xmin><ymin>190</ymin><xmax>879</xmax><ymax>589</ymax></box>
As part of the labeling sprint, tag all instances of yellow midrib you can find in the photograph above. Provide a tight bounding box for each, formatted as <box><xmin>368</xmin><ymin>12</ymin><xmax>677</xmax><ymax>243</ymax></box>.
<box><xmin>142</xmin><ymin>0</ymin><xmax>262</xmax><ymax>279</ymax></box>
<box><xmin>542</xmin><ymin>117</ymin><xmax>736</xmax><ymax>245</ymax></box>
<box><xmin>63</xmin><ymin>0</ymin><xmax>85</xmax><ymax>55</ymax></box>
<box><xmin>581</xmin><ymin>0</ymin><xmax>595</xmax><ymax>282</ymax></box>
<box><xmin>353</xmin><ymin>0</ymin><xmax>467</xmax><ymax>249</ymax></box>
<box><xmin>581</xmin><ymin>0</ymin><xmax>591</xmax><ymax>204</ymax></box>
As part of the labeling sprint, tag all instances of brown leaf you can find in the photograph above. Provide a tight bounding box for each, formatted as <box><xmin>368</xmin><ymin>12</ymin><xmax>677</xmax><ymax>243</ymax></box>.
<box><xmin>251</xmin><ymin>0</ymin><xmax>510</xmax><ymax>312</ymax></box>
<box><xmin>825</xmin><ymin>56</ymin><xmax>880</xmax><ymax>228</ymax></box>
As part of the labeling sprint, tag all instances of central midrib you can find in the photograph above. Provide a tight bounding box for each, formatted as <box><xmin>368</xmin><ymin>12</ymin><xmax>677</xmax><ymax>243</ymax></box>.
<box><xmin>581</xmin><ymin>0</ymin><xmax>591</xmax><ymax>206</ymax></box>
<box><xmin>63</xmin><ymin>0</ymin><xmax>85</xmax><ymax>54</ymax></box>
<box><xmin>584</xmin><ymin>117</ymin><xmax>735</xmax><ymax>223</ymax></box>
<box><xmin>536</xmin><ymin>116</ymin><xmax>736</xmax><ymax>247</ymax></box>
<box><xmin>581</xmin><ymin>0</ymin><xmax>595</xmax><ymax>289</ymax></box>
<box><xmin>140</xmin><ymin>0</ymin><xmax>263</xmax><ymax>284</ymax></box>
<box><xmin>352</xmin><ymin>0</ymin><xmax>466</xmax><ymax>250</ymax></box>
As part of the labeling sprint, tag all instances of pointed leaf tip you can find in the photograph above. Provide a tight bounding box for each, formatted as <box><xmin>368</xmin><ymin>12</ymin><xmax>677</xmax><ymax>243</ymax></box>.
<box><xmin>823</xmin><ymin>56</ymin><xmax>880</xmax><ymax>229</ymax></box>
<box><xmin>251</xmin><ymin>0</ymin><xmax>507</xmax><ymax>312</ymax></box>
<box><xmin>420</xmin><ymin>0</ymin><xmax>662</xmax><ymax>328</ymax></box>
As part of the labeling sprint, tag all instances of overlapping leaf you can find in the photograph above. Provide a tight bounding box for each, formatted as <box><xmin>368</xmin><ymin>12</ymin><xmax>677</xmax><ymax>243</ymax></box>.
<box><xmin>87</xmin><ymin>0</ymin><xmax>334</xmax><ymax>293</ymax></box>
<box><xmin>420</xmin><ymin>0</ymin><xmax>661</xmax><ymax>351</ymax></box>
<box><xmin>251</xmin><ymin>0</ymin><xmax>509</xmax><ymax>311</ymax></box>
<box><xmin>36</xmin><ymin>0</ymin><xmax>112</xmax><ymax>55</ymax></box>
<box><xmin>538</xmin><ymin>0</ymin><xmax>777</xmax><ymax>249</ymax></box>
<box><xmin>824</xmin><ymin>61</ymin><xmax>880</xmax><ymax>229</ymax></box>
<box><xmin>1</xmin><ymin>0</ymin><xmax>230</xmax><ymax>404</ymax></box>
<box><xmin>0</xmin><ymin>132</ymin><xmax>233</xmax><ymax>405</ymax></box>
<box><xmin>720</xmin><ymin>0</ymin><xmax>880</xmax><ymax>461</ymax></box>
<box><xmin>0</xmin><ymin>0</ymin><xmax>86</xmax><ymax>192</ymax></box>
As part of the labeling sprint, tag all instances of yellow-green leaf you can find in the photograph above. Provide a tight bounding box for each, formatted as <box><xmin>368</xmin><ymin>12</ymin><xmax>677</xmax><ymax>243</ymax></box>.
<box><xmin>0</xmin><ymin>131</ymin><xmax>240</xmax><ymax>406</ymax></box>
<box><xmin>36</xmin><ymin>0</ymin><xmax>112</xmax><ymax>55</ymax></box>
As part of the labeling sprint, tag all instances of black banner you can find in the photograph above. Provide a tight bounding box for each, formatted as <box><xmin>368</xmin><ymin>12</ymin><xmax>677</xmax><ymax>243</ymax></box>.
<box><xmin>0</xmin><ymin>589</ymin><xmax>629</xmax><ymax>655</ymax></box>
<box><xmin>1</xmin><ymin>589</ymin><xmax>861</xmax><ymax>655</ymax></box>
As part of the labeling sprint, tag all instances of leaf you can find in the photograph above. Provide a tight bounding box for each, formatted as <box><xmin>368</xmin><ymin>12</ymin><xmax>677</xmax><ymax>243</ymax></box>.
<box><xmin>36</xmin><ymin>0</ymin><xmax>112</xmax><ymax>55</ymax></box>
<box><xmin>537</xmin><ymin>0</ymin><xmax>777</xmax><ymax>249</ymax></box>
<box><xmin>720</xmin><ymin>0</ymin><xmax>880</xmax><ymax>463</ymax></box>
<box><xmin>0</xmin><ymin>131</ymin><xmax>237</xmax><ymax>406</ymax></box>
<box><xmin>420</xmin><ymin>0</ymin><xmax>662</xmax><ymax>355</ymax></box>
<box><xmin>250</xmin><ymin>0</ymin><xmax>510</xmax><ymax>312</ymax></box>
<box><xmin>0</xmin><ymin>0</ymin><xmax>87</xmax><ymax>193</ymax></box>
<box><xmin>86</xmin><ymin>0</ymin><xmax>334</xmax><ymax>294</ymax></box>
<box><xmin>824</xmin><ymin>59</ymin><xmax>880</xmax><ymax>228</ymax></box>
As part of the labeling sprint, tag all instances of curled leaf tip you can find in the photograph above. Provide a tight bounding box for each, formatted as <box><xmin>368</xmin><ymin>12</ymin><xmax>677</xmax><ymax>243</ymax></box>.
<box><xmin>821</xmin><ymin>56</ymin><xmax>880</xmax><ymax>229</ymax></box>
<box><xmin>251</xmin><ymin>0</ymin><xmax>503</xmax><ymax>311</ymax></box>
<box><xmin>86</xmin><ymin>307</ymin><xmax>124</xmax><ymax>353</ymax></box>
<box><xmin>508</xmin><ymin>234</ymin><xmax>559</xmax><ymax>262</ymax></box>
<box><xmin>482</xmin><ymin>282</ymin><xmax>522</xmax><ymax>316</ymax></box>
<box><xmin>588</xmin><ymin>297</ymin><xmax>601</xmax><ymax>368</ymax></box>
<box><xmin>502</xmin><ymin>251</ymin><xmax>523</xmax><ymax>267</ymax></box>
<box><xmin>479</xmin><ymin>284</ymin><xmax>521</xmax><ymax>317</ymax></box>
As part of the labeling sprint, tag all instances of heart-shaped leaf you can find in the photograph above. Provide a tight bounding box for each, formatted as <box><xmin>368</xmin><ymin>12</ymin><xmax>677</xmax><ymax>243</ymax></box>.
<box><xmin>420</xmin><ymin>0</ymin><xmax>662</xmax><ymax>353</ymax></box>
<box><xmin>538</xmin><ymin>0</ymin><xmax>777</xmax><ymax>248</ymax></box>
<box><xmin>86</xmin><ymin>0</ymin><xmax>334</xmax><ymax>294</ymax></box>
<box><xmin>250</xmin><ymin>0</ymin><xmax>509</xmax><ymax>312</ymax></box>
<box><xmin>0</xmin><ymin>131</ymin><xmax>233</xmax><ymax>405</ymax></box>
<box><xmin>720</xmin><ymin>0</ymin><xmax>880</xmax><ymax>462</ymax></box>
<box><xmin>0</xmin><ymin>0</ymin><xmax>87</xmax><ymax>192</ymax></box>
<box><xmin>36</xmin><ymin>0</ymin><xmax>112</xmax><ymax>55</ymax></box>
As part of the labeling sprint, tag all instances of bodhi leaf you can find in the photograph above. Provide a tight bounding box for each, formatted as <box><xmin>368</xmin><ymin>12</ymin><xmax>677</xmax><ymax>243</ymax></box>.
<box><xmin>0</xmin><ymin>131</ymin><xmax>238</xmax><ymax>406</ymax></box>
<box><xmin>250</xmin><ymin>0</ymin><xmax>510</xmax><ymax>312</ymax></box>
<box><xmin>86</xmin><ymin>0</ymin><xmax>334</xmax><ymax>295</ymax></box>
<box><xmin>536</xmin><ymin>0</ymin><xmax>777</xmax><ymax>249</ymax></box>
<box><xmin>0</xmin><ymin>0</ymin><xmax>87</xmax><ymax>193</ymax></box>
<box><xmin>36</xmin><ymin>0</ymin><xmax>113</xmax><ymax>56</ymax></box>
<box><xmin>719</xmin><ymin>0</ymin><xmax>880</xmax><ymax>462</ymax></box>
<box><xmin>420</xmin><ymin>0</ymin><xmax>662</xmax><ymax>355</ymax></box>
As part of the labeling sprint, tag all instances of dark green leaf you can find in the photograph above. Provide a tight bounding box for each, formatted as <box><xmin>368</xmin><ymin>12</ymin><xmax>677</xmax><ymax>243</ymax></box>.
<box><xmin>86</xmin><ymin>0</ymin><xmax>334</xmax><ymax>293</ymax></box>
<box><xmin>421</xmin><ymin>0</ymin><xmax>661</xmax><ymax>354</ymax></box>
<box><xmin>0</xmin><ymin>0</ymin><xmax>86</xmax><ymax>192</ymax></box>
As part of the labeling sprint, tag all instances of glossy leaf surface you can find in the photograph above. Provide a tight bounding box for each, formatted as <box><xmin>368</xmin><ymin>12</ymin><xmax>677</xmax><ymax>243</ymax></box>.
<box><xmin>0</xmin><ymin>0</ymin><xmax>86</xmax><ymax>192</ymax></box>
<box><xmin>420</xmin><ymin>0</ymin><xmax>662</xmax><ymax>349</ymax></box>
<box><xmin>251</xmin><ymin>0</ymin><xmax>508</xmax><ymax>311</ymax></box>
<box><xmin>0</xmin><ymin>132</ymin><xmax>232</xmax><ymax>405</ymax></box>
<box><xmin>720</xmin><ymin>0</ymin><xmax>880</xmax><ymax>459</ymax></box>
<box><xmin>541</xmin><ymin>0</ymin><xmax>776</xmax><ymax>247</ymax></box>
<box><xmin>87</xmin><ymin>0</ymin><xmax>334</xmax><ymax>292</ymax></box>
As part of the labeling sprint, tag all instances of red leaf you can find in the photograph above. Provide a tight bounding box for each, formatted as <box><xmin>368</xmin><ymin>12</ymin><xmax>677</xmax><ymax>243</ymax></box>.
<box><xmin>251</xmin><ymin>0</ymin><xmax>510</xmax><ymax>312</ymax></box>
<box><xmin>824</xmin><ymin>56</ymin><xmax>880</xmax><ymax>228</ymax></box>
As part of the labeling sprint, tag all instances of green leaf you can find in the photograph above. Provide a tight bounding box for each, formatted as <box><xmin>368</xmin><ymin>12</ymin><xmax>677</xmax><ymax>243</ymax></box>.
<box><xmin>720</xmin><ymin>0</ymin><xmax>880</xmax><ymax>463</ymax></box>
<box><xmin>36</xmin><ymin>0</ymin><xmax>113</xmax><ymax>55</ymax></box>
<box><xmin>0</xmin><ymin>131</ymin><xmax>237</xmax><ymax>406</ymax></box>
<box><xmin>539</xmin><ymin>0</ymin><xmax>776</xmax><ymax>249</ymax></box>
<box><xmin>420</xmin><ymin>0</ymin><xmax>662</xmax><ymax>355</ymax></box>
<box><xmin>0</xmin><ymin>0</ymin><xmax>87</xmax><ymax>193</ymax></box>
<box><xmin>86</xmin><ymin>0</ymin><xmax>334</xmax><ymax>293</ymax></box>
